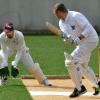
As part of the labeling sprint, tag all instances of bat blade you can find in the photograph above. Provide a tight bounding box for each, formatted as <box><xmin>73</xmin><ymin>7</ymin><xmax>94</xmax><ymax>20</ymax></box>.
<box><xmin>46</xmin><ymin>22</ymin><xmax>61</xmax><ymax>35</ymax></box>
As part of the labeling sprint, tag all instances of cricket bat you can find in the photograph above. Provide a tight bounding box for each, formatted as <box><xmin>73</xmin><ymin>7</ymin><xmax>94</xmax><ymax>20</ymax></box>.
<box><xmin>46</xmin><ymin>21</ymin><xmax>69</xmax><ymax>44</ymax></box>
<box><xmin>46</xmin><ymin>21</ymin><xmax>61</xmax><ymax>36</ymax></box>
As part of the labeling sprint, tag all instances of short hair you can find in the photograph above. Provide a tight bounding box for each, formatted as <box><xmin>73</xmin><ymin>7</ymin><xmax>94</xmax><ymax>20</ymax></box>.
<box><xmin>53</xmin><ymin>3</ymin><xmax>68</xmax><ymax>14</ymax></box>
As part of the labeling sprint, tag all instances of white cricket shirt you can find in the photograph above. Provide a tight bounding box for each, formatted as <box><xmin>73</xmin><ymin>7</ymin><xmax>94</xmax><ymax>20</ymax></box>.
<box><xmin>0</xmin><ymin>30</ymin><xmax>27</xmax><ymax>67</ymax></box>
<box><xmin>59</xmin><ymin>11</ymin><xmax>99</xmax><ymax>44</ymax></box>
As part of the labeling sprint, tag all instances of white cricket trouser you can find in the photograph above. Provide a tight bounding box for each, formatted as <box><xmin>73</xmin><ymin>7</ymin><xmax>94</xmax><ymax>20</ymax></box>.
<box><xmin>71</xmin><ymin>41</ymin><xmax>99</xmax><ymax>88</ymax></box>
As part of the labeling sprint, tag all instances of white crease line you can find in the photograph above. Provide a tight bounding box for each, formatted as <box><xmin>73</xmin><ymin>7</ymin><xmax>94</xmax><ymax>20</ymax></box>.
<box><xmin>29</xmin><ymin>91</ymin><xmax>100</xmax><ymax>96</ymax></box>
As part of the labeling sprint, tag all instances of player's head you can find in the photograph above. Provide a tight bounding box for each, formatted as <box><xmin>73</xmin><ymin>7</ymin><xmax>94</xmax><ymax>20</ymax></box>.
<box><xmin>3</xmin><ymin>22</ymin><xmax>14</xmax><ymax>39</ymax></box>
<box><xmin>53</xmin><ymin>3</ymin><xmax>68</xmax><ymax>20</ymax></box>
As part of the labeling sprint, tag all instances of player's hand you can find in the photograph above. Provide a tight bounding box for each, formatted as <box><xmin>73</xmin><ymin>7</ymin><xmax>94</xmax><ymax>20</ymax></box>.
<box><xmin>11</xmin><ymin>66</ymin><xmax>19</xmax><ymax>78</ymax></box>
<box><xmin>73</xmin><ymin>37</ymin><xmax>81</xmax><ymax>45</ymax></box>
<box><xmin>61</xmin><ymin>32</ymin><xmax>66</xmax><ymax>38</ymax></box>
<box><xmin>64</xmin><ymin>35</ymin><xmax>80</xmax><ymax>45</ymax></box>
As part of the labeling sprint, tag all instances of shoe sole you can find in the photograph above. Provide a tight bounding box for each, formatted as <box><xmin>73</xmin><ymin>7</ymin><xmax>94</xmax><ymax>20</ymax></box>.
<box><xmin>69</xmin><ymin>90</ymin><xmax>87</xmax><ymax>98</ymax></box>
<box><xmin>44</xmin><ymin>84</ymin><xmax>52</xmax><ymax>86</ymax></box>
<box><xmin>80</xmin><ymin>90</ymin><xmax>87</xmax><ymax>96</ymax></box>
<box><xmin>48</xmin><ymin>84</ymin><xmax>52</xmax><ymax>86</ymax></box>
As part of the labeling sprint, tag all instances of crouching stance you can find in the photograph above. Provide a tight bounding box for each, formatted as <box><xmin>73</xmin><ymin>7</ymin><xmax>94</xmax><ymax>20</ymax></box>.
<box><xmin>0</xmin><ymin>22</ymin><xmax>52</xmax><ymax>86</ymax></box>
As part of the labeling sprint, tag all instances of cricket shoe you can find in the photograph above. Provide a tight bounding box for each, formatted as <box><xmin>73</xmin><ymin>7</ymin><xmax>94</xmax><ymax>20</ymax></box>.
<box><xmin>42</xmin><ymin>79</ymin><xmax>52</xmax><ymax>86</ymax></box>
<box><xmin>93</xmin><ymin>81</ymin><xmax>100</xmax><ymax>95</ymax></box>
<box><xmin>69</xmin><ymin>85</ymin><xmax>87</xmax><ymax>98</ymax></box>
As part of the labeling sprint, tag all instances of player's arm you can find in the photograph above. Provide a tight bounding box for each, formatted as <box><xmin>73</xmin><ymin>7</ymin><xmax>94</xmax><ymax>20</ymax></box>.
<box><xmin>59</xmin><ymin>25</ymin><xmax>83</xmax><ymax>45</ymax></box>
<box><xmin>11</xmin><ymin>47</ymin><xmax>22</xmax><ymax>77</ymax></box>
<box><xmin>11</xmin><ymin>33</ymin><xmax>25</xmax><ymax>77</ymax></box>
<box><xmin>63</xmin><ymin>12</ymin><xmax>90</xmax><ymax>45</ymax></box>
<box><xmin>75</xmin><ymin>12</ymin><xmax>90</xmax><ymax>38</ymax></box>
<box><xmin>59</xmin><ymin>19</ymin><xmax>85</xmax><ymax>45</ymax></box>
<box><xmin>0</xmin><ymin>42</ymin><xmax>9</xmax><ymax>68</ymax></box>
<box><xmin>12</xmin><ymin>34</ymin><xmax>25</xmax><ymax>67</ymax></box>
<box><xmin>0</xmin><ymin>37</ymin><xmax>9</xmax><ymax>79</ymax></box>
<box><xmin>46</xmin><ymin>21</ymin><xmax>83</xmax><ymax>45</ymax></box>
<box><xmin>62</xmin><ymin>34</ymin><xmax>81</xmax><ymax>45</ymax></box>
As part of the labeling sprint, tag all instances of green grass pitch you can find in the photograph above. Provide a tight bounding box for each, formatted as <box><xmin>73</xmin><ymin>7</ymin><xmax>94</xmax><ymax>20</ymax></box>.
<box><xmin>0</xmin><ymin>35</ymin><xmax>99</xmax><ymax>100</ymax></box>
<box><xmin>0</xmin><ymin>78</ymin><xmax>32</xmax><ymax>100</ymax></box>
<box><xmin>22</xmin><ymin>35</ymin><xmax>99</xmax><ymax>75</ymax></box>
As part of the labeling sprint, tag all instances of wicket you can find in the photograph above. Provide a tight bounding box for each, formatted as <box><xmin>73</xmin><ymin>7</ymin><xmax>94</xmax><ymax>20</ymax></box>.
<box><xmin>98</xmin><ymin>47</ymin><xmax>100</xmax><ymax>78</ymax></box>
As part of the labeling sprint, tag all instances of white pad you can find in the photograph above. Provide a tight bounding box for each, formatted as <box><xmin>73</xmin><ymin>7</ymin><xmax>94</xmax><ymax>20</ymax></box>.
<box><xmin>27</xmin><ymin>63</ymin><xmax>47</xmax><ymax>84</ymax></box>
<box><xmin>20</xmin><ymin>50</ymin><xmax>47</xmax><ymax>84</ymax></box>
<box><xmin>64</xmin><ymin>52</ymin><xmax>82</xmax><ymax>90</ymax></box>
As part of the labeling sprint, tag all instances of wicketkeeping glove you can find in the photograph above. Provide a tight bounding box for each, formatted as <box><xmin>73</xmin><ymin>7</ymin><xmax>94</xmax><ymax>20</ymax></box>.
<box><xmin>11</xmin><ymin>66</ymin><xmax>19</xmax><ymax>78</ymax></box>
<box><xmin>0</xmin><ymin>67</ymin><xmax>9</xmax><ymax>80</ymax></box>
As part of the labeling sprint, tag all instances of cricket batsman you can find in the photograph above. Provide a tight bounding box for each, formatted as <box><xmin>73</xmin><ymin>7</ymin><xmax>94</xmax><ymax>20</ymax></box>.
<box><xmin>0</xmin><ymin>22</ymin><xmax>52</xmax><ymax>86</ymax></box>
<box><xmin>53</xmin><ymin>3</ymin><xmax>100</xmax><ymax>97</ymax></box>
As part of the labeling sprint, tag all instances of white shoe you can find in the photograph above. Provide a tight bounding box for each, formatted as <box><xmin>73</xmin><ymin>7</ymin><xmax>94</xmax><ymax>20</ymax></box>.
<box><xmin>43</xmin><ymin>79</ymin><xmax>52</xmax><ymax>86</ymax></box>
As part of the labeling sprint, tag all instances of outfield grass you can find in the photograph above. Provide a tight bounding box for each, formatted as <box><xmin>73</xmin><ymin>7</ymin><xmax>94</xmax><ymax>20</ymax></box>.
<box><xmin>16</xmin><ymin>35</ymin><xmax>100</xmax><ymax>75</ymax></box>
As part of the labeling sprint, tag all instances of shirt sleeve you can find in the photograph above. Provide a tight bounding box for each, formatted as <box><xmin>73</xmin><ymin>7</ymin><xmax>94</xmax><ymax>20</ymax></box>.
<box><xmin>12</xmin><ymin>33</ymin><xmax>25</xmax><ymax>67</ymax></box>
<box><xmin>0</xmin><ymin>38</ymin><xmax>9</xmax><ymax>67</ymax></box>
<box><xmin>75</xmin><ymin>12</ymin><xmax>91</xmax><ymax>37</ymax></box>
<box><xmin>59</xmin><ymin>21</ymin><xmax>68</xmax><ymax>35</ymax></box>
<box><xmin>59</xmin><ymin>21</ymin><xmax>69</xmax><ymax>38</ymax></box>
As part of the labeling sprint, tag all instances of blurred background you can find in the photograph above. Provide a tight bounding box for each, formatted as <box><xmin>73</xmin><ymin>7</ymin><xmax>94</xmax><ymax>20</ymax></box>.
<box><xmin>0</xmin><ymin>0</ymin><xmax>100</xmax><ymax>33</ymax></box>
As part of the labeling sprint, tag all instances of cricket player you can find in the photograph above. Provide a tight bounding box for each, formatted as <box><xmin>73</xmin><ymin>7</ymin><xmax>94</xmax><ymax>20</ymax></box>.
<box><xmin>53</xmin><ymin>3</ymin><xmax>100</xmax><ymax>97</ymax></box>
<box><xmin>0</xmin><ymin>22</ymin><xmax>52</xmax><ymax>86</ymax></box>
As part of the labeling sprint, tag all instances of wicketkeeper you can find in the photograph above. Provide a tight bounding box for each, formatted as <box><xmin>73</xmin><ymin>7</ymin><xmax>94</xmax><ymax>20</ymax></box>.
<box><xmin>53</xmin><ymin>3</ymin><xmax>100</xmax><ymax>98</ymax></box>
<box><xmin>0</xmin><ymin>22</ymin><xmax>52</xmax><ymax>86</ymax></box>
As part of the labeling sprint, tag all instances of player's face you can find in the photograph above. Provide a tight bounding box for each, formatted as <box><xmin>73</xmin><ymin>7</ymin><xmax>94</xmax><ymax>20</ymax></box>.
<box><xmin>54</xmin><ymin>11</ymin><xmax>67</xmax><ymax>20</ymax></box>
<box><xmin>5</xmin><ymin>31</ymin><xmax>14</xmax><ymax>39</ymax></box>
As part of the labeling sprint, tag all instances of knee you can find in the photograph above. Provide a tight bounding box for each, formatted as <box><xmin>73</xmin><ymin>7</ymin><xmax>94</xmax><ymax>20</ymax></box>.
<box><xmin>33</xmin><ymin>63</ymin><xmax>40</xmax><ymax>70</ymax></box>
<box><xmin>81</xmin><ymin>64</ymin><xmax>89</xmax><ymax>73</ymax></box>
<box><xmin>64</xmin><ymin>53</ymin><xmax>74</xmax><ymax>67</ymax></box>
<box><xmin>81</xmin><ymin>63</ymin><xmax>88</xmax><ymax>69</ymax></box>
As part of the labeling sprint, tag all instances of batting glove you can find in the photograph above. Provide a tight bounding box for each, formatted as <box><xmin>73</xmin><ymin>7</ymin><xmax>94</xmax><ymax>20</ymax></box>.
<box><xmin>64</xmin><ymin>35</ymin><xmax>81</xmax><ymax>45</ymax></box>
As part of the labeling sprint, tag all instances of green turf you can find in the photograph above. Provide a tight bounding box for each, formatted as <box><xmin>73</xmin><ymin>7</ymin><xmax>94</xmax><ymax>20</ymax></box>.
<box><xmin>18</xmin><ymin>35</ymin><xmax>73</xmax><ymax>75</ymax></box>
<box><xmin>15</xmin><ymin>35</ymin><xmax>99</xmax><ymax>75</ymax></box>
<box><xmin>0</xmin><ymin>78</ymin><xmax>32</xmax><ymax>100</ymax></box>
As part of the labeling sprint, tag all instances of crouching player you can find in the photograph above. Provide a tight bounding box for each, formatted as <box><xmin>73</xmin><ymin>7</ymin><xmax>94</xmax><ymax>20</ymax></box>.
<box><xmin>53</xmin><ymin>3</ymin><xmax>100</xmax><ymax>98</ymax></box>
<box><xmin>0</xmin><ymin>22</ymin><xmax>52</xmax><ymax>86</ymax></box>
